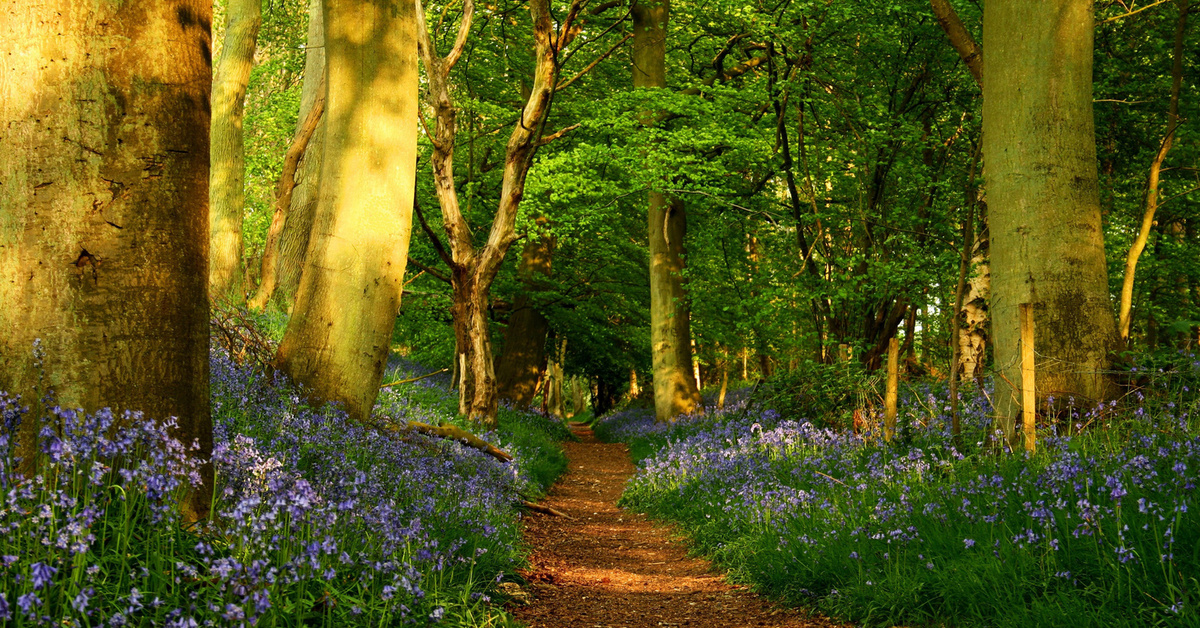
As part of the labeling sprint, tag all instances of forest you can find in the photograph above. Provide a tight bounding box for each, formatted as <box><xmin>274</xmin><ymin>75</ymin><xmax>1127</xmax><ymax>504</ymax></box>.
<box><xmin>0</xmin><ymin>0</ymin><xmax>1198</xmax><ymax>625</ymax></box>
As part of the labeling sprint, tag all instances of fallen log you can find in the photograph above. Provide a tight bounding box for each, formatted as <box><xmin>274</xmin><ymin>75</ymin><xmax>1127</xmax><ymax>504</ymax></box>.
<box><xmin>520</xmin><ymin>500</ymin><xmax>574</xmax><ymax>519</ymax></box>
<box><xmin>374</xmin><ymin>419</ymin><xmax>513</xmax><ymax>462</ymax></box>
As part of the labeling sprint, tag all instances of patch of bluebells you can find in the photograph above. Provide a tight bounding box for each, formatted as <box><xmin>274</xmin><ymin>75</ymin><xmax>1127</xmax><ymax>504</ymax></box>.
<box><xmin>609</xmin><ymin>378</ymin><xmax>1200</xmax><ymax>626</ymax></box>
<box><xmin>0</xmin><ymin>348</ymin><xmax>562</xmax><ymax>626</ymax></box>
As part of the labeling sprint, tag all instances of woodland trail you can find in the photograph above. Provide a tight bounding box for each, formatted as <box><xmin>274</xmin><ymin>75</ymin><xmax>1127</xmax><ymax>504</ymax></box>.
<box><xmin>512</xmin><ymin>423</ymin><xmax>842</xmax><ymax>628</ymax></box>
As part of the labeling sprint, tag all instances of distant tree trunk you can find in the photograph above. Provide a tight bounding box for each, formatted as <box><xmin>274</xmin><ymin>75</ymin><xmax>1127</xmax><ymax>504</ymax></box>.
<box><xmin>209</xmin><ymin>0</ymin><xmax>262</xmax><ymax>304</ymax></box>
<box><xmin>1117</xmin><ymin>0</ymin><xmax>1188</xmax><ymax>343</ymax></box>
<box><xmin>571</xmin><ymin>376</ymin><xmax>587</xmax><ymax>417</ymax></box>
<box><xmin>495</xmin><ymin>231</ymin><xmax>554</xmax><ymax>408</ymax></box>
<box><xmin>635</xmin><ymin>0</ymin><xmax>702</xmax><ymax>422</ymax></box>
<box><xmin>419</xmin><ymin>0</ymin><xmax>581</xmax><ymax>428</ymax></box>
<box><xmin>0</xmin><ymin>0</ymin><xmax>213</xmax><ymax>521</ymax></box>
<box><xmin>984</xmin><ymin>0</ymin><xmax>1119</xmax><ymax>445</ymax></box>
<box><xmin>275</xmin><ymin>0</ymin><xmax>326</xmax><ymax>310</ymax></box>
<box><xmin>545</xmin><ymin>337</ymin><xmax>566</xmax><ymax>418</ymax></box>
<box><xmin>274</xmin><ymin>0</ymin><xmax>419</xmax><ymax>423</ymax></box>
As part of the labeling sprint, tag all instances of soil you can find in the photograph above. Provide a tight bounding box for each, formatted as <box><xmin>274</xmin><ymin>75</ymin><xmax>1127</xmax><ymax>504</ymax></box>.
<box><xmin>511</xmin><ymin>423</ymin><xmax>842</xmax><ymax>628</ymax></box>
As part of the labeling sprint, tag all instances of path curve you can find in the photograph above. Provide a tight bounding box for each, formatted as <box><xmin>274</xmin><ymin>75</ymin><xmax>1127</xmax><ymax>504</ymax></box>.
<box><xmin>512</xmin><ymin>423</ymin><xmax>840</xmax><ymax>627</ymax></box>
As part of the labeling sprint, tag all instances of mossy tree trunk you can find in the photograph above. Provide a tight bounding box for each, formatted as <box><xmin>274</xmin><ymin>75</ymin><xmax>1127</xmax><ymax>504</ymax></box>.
<box><xmin>0</xmin><ymin>0</ymin><xmax>214</xmax><ymax>521</ymax></box>
<box><xmin>495</xmin><ymin>230</ymin><xmax>554</xmax><ymax>409</ymax></box>
<box><xmin>983</xmin><ymin>0</ymin><xmax>1119</xmax><ymax>446</ymax></box>
<box><xmin>274</xmin><ymin>0</ymin><xmax>420</xmax><ymax>423</ymax></box>
<box><xmin>209</xmin><ymin>0</ymin><xmax>262</xmax><ymax>304</ymax></box>
<box><xmin>636</xmin><ymin>0</ymin><xmax>701</xmax><ymax>423</ymax></box>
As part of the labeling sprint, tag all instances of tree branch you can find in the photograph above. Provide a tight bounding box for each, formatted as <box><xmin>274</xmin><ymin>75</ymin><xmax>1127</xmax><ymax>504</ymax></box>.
<box><xmin>407</xmin><ymin>256</ymin><xmax>453</xmax><ymax>284</ymax></box>
<box><xmin>414</xmin><ymin>197</ymin><xmax>456</xmax><ymax>269</ymax></box>
<box><xmin>558</xmin><ymin>31</ymin><xmax>633</xmax><ymax>91</ymax></box>
<box><xmin>929</xmin><ymin>0</ymin><xmax>982</xmax><ymax>87</ymax></box>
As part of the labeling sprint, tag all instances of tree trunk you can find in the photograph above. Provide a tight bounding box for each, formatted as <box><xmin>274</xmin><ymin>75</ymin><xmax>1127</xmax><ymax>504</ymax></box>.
<box><xmin>418</xmin><ymin>0</ymin><xmax>568</xmax><ymax>428</ymax></box>
<box><xmin>1116</xmin><ymin>0</ymin><xmax>1188</xmax><ymax>343</ymax></box>
<box><xmin>959</xmin><ymin>209</ymin><xmax>990</xmax><ymax>381</ymax></box>
<box><xmin>0</xmin><ymin>0</ymin><xmax>213</xmax><ymax>521</ymax></box>
<box><xmin>929</xmin><ymin>0</ymin><xmax>983</xmax><ymax>87</ymax></box>
<box><xmin>275</xmin><ymin>0</ymin><xmax>327</xmax><ymax>310</ymax></box>
<box><xmin>274</xmin><ymin>0</ymin><xmax>420</xmax><ymax>423</ymax></box>
<box><xmin>984</xmin><ymin>0</ymin><xmax>1119</xmax><ymax>445</ymax></box>
<box><xmin>495</xmin><ymin>232</ymin><xmax>554</xmax><ymax>408</ymax></box>
<box><xmin>209</xmin><ymin>0</ymin><xmax>262</xmax><ymax>304</ymax></box>
<box><xmin>247</xmin><ymin>77</ymin><xmax>325</xmax><ymax>311</ymax></box>
<box><xmin>635</xmin><ymin>0</ymin><xmax>702</xmax><ymax>422</ymax></box>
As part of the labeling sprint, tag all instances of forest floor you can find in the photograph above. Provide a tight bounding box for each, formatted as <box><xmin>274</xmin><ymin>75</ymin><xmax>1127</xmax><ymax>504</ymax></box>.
<box><xmin>511</xmin><ymin>423</ymin><xmax>842</xmax><ymax>628</ymax></box>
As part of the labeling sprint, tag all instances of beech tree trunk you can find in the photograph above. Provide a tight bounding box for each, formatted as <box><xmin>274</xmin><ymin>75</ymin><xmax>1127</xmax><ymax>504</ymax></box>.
<box><xmin>274</xmin><ymin>0</ymin><xmax>420</xmax><ymax>423</ymax></box>
<box><xmin>275</xmin><ymin>0</ymin><xmax>327</xmax><ymax>309</ymax></box>
<box><xmin>635</xmin><ymin>0</ymin><xmax>702</xmax><ymax>422</ymax></box>
<box><xmin>984</xmin><ymin>0</ymin><xmax>1119</xmax><ymax>445</ymax></box>
<box><xmin>0</xmin><ymin>0</ymin><xmax>213</xmax><ymax>521</ymax></box>
<box><xmin>209</xmin><ymin>0</ymin><xmax>262</xmax><ymax>304</ymax></box>
<box><xmin>495</xmin><ymin>232</ymin><xmax>554</xmax><ymax>408</ymax></box>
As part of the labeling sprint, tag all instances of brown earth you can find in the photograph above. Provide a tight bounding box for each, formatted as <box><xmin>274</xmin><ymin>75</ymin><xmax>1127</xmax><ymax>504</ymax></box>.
<box><xmin>511</xmin><ymin>423</ymin><xmax>843</xmax><ymax>628</ymax></box>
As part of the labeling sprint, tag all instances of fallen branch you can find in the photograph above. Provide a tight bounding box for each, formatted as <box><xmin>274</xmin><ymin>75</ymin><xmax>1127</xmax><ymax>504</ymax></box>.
<box><xmin>380</xmin><ymin>368</ymin><xmax>450</xmax><ymax>389</ymax></box>
<box><xmin>520</xmin><ymin>500</ymin><xmax>574</xmax><ymax>518</ymax></box>
<box><xmin>402</xmin><ymin>421</ymin><xmax>514</xmax><ymax>462</ymax></box>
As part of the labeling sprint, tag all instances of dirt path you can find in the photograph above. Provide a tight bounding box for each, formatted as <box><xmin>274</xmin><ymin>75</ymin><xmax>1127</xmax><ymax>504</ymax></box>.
<box><xmin>512</xmin><ymin>423</ymin><xmax>840</xmax><ymax>628</ymax></box>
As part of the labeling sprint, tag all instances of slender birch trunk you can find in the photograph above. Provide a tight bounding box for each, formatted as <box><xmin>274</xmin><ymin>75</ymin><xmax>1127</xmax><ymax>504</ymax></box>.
<box><xmin>1117</xmin><ymin>0</ymin><xmax>1189</xmax><ymax>343</ymax></box>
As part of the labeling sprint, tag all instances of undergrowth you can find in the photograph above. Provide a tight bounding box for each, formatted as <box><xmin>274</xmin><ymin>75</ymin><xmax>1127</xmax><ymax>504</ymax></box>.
<box><xmin>0</xmin><ymin>317</ymin><xmax>569</xmax><ymax>626</ymax></box>
<box><xmin>599</xmin><ymin>356</ymin><xmax>1200</xmax><ymax>627</ymax></box>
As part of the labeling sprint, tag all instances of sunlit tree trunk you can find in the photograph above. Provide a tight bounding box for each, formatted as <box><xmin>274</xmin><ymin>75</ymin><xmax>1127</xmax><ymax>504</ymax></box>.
<box><xmin>209</xmin><ymin>0</ymin><xmax>262</xmax><ymax>304</ymax></box>
<box><xmin>275</xmin><ymin>0</ymin><xmax>327</xmax><ymax>309</ymax></box>
<box><xmin>0</xmin><ymin>0</ymin><xmax>213</xmax><ymax>521</ymax></box>
<box><xmin>1117</xmin><ymin>0</ymin><xmax>1188</xmax><ymax>343</ymax></box>
<box><xmin>248</xmin><ymin>78</ymin><xmax>325</xmax><ymax>311</ymax></box>
<box><xmin>635</xmin><ymin>0</ymin><xmax>702</xmax><ymax>422</ymax></box>
<box><xmin>274</xmin><ymin>0</ymin><xmax>420</xmax><ymax>422</ymax></box>
<box><xmin>418</xmin><ymin>0</ymin><xmax>575</xmax><ymax>427</ymax></box>
<box><xmin>984</xmin><ymin>0</ymin><xmax>1119</xmax><ymax>446</ymax></box>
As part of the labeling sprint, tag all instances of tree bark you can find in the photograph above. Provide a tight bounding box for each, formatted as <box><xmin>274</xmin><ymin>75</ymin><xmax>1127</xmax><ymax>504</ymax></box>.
<box><xmin>634</xmin><ymin>0</ymin><xmax>703</xmax><ymax>422</ymax></box>
<box><xmin>274</xmin><ymin>0</ymin><xmax>420</xmax><ymax>423</ymax></box>
<box><xmin>495</xmin><ymin>231</ymin><xmax>554</xmax><ymax>408</ymax></box>
<box><xmin>984</xmin><ymin>0</ymin><xmax>1119</xmax><ymax>445</ymax></box>
<box><xmin>275</xmin><ymin>0</ymin><xmax>327</xmax><ymax>310</ymax></box>
<box><xmin>929</xmin><ymin>0</ymin><xmax>982</xmax><ymax>87</ymax></box>
<box><xmin>1117</xmin><ymin>0</ymin><xmax>1188</xmax><ymax>343</ymax></box>
<box><xmin>0</xmin><ymin>0</ymin><xmax>213</xmax><ymax>521</ymax></box>
<box><xmin>209</xmin><ymin>0</ymin><xmax>262</xmax><ymax>304</ymax></box>
<box><xmin>247</xmin><ymin>77</ymin><xmax>326</xmax><ymax>311</ymax></box>
<box><xmin>418</xmin><ymin>0</ymin><xmax>575</xmax><ymax>427</ymax></box>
